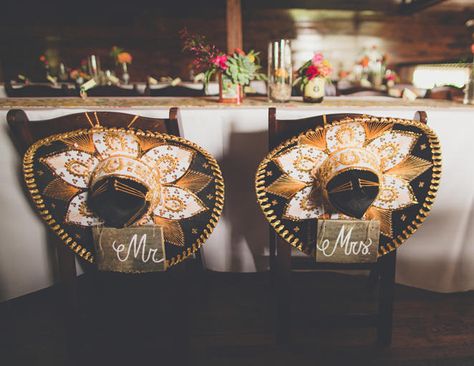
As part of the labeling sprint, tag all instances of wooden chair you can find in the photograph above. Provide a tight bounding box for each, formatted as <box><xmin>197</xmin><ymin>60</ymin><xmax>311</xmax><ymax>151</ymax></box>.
<box><xmin>84</xmin><ymin>84</ymin><xmax>142</xmax><ymax>97</ymax></box>
<box><xmin>5</xmin><ymin>82</ymin><xmax>76</xmax><ymax>97</ymax></box>
<box><xmin>337</xmin><ymin>85</ymin><xmax>387</xmax><ymax>97</ymax></box>
<box><xmin>145</xmin><ymin>84</ymin><xmax>205</xmax><ymax>97</ymax></box>
<box><xmin>268</xmin><ymin>108</ymin><xmax>428</xmax><ymax>347</ymax></box>
<box><xmin>7</xmin><ymin>108</ymin><xmax>194</xmax><ymax>362</ymax></box>
<box><xmin>424</xmin><ymin>86</ymin><xmax>464</xmax><ymax>101</ymax></box>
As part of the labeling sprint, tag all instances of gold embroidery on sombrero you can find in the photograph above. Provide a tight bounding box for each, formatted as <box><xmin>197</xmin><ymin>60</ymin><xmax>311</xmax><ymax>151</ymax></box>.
<box><xmin>153</xmin><ymin>216</ymin><xmax>185</xmax><ymax>247</ymax></box>
<box><xmin>384</xmin><ymin>155</ymin><xmax>432</xmax><ymax>182</ymax></box>
<box><xmin>298</xmin><ymin>128</ymin><xmax>327</xmax><ymax>150</ymax></box>
<box><xmin>274</xmin><ymin>145</ymin><xmax>327</xmax><ymax>183</ymax></box>
<box><xmin>43</xmin><ymin>177</ymin><xmax>81</xmax><ymax>202</ymax></box>
<box><xmin>155</xmin><ymin>186</ymin><xmax>207</xmax><ymax>220</ymax></box>
<box><xmin>39</xmin><ymin>128</ymin><xmax>210</xmax><ymax>229</ymax></box>
<box><xmin>65</xmin><ymin>192</ymin><xmax>103</xmax><ymax>226</ymax></box>
<box><xmin>141</xmin><ymin>144</ymin><xmax>195</xmax><ymax>184</ymax></box>
<box><xmin>137</xmin><ymin>135</ymin><xmax>165</xmax><ymax>152</ymax></box>
<box><xmin>373</xmin><ymin>175</ymin><xmax>417</xmax><ymax>211</ymax></box>
<box><xmin>283</xmin><ymin>186</ymin><xmax>324</xmax><ymax>220</ymax></box>
<box><xmin>174</xmin><ymin>169</ymin><xmax>213</xmax><ymax>194</ymax></box>
<box><xmin>326</xmin><ymin>122</ymin><xmax>365</xmax><ymax>152</ymax></box>
<box><xmin>362</xmin><ymin>120</ymin><xmax>393</xmax><ymax>143</ymax></box>
<box><xmin>267</xmin><ymin>119</ymin><xmax>426</xmax><ymax>223</ymax></box>
<box><xmin>367</xmin><ymin>130</ymin><xmax>420</xmax><ymax>172</ymax></box>
<box><xmin>93</xmin><ymin>130</ymin><xmax>140</xmax><ymax>159</ymax></box>
<box><xmin>42</xmin><ymin>151</ymin><xmax>99</xmax><ymax>188</ymax></box>
<box><xmin>266</xmin><ymin>174</ymin><xmax>309</xmax><ymax>199</ymax></box>
<box><xmin>60</xmin><ymin>134</ymin><xmax>95</xmax><ymax>154</ymax></box>
<box><xmin>365</xmin><ymin>206</ymin><xmax>393</xmax><ymax>237</ymax></box>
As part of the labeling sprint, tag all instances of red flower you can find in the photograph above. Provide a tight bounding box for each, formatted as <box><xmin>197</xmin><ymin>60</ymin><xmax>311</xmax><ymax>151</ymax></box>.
<box><xmin>212</xmin><ymin>54</ymin><xmax>228</xmax><ymax>70</ymax></box>
<box><xmin>471</xmin><ymin>43</ymin><xmax>474</xmax><ymax>54</ymax></box>
<box><xmin>305</xmin><ymin>65</ymin><xmax>320</xmax><ymax>80</ymax></box>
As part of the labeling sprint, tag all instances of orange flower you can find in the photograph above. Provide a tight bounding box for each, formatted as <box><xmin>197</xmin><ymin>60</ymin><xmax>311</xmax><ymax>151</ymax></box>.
<box><xmin>234</xmin><ymin>48</ymin><xmax>245</xmax><ymax>56</ymax></box>
<box><xmin>360</xmin><ymin>56</ymin><xmax>369</xmax><ymax>68</ymax></box>
<box><xmin>117</xmin><ymin>52</ymin><xmax>132</xmax><ymax>64</ymax></box>
<box><xmin>39</xmin><ymin>55</ymin><xmax>46</xmax><ymax>62</ymax></box>
<box><xmin>274</xmin><ymin>68</ymin><xmax>288</xmax><ymax>78</ymax></box>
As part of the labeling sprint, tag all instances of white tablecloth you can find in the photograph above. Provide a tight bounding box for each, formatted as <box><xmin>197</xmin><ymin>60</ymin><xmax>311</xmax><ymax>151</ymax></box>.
<box><xmin>0</xmin><ymin>98</ymin><xmax>473</xmax><ymax>301</ymax></box>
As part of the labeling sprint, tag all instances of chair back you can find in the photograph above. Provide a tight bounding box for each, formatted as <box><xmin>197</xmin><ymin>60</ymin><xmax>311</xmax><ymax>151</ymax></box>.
<box><xmin>85</xmin><ymin>85</ymin><xmax>141</xmax><ymax>97</ymax></box>
<box><xmin>5</xmin><ymin>82</ymin><xmax>75</xmax><ymax>97</ymax></box>
<box><xmin>146</xmin><ymin>85</ymin><xmax>205</xmax><ymax>97</ymax></box>
<box><xmin>7</xmin><ymin>109</ymin><xmax>180</xmax><ymax>154</ymax></box>
<box><xmin>425</xmin><ymin>86</ymin><xmax>463</xmax><ymax>101</ymax></box>
<box><xmin>269</xmin><ymin>109</ymin><xmax>366</xmax><ymax>149</ymax></box>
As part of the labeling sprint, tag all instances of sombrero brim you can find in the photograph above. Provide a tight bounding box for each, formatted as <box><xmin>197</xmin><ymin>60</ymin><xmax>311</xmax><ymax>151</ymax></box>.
<box><xmin>23</xmin><ymin>127</ymin><xmax>224</xmax><ymax>268</ymax></box>
<box><xmin>256</xmin><ymin>115</ymin><xmax>441</xmax><ymax>257</ymax></box>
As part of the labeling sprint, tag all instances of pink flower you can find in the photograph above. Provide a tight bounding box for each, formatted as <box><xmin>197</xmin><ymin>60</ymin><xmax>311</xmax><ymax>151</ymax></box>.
<box><xmin>312</xmin><ymin>53</ymin><xmax>324</xmax><ymax>65</ymax></box>
<box><xmin>212</xmin><ymin>54</ymin><xmax>228</xmax><ymax>70</ymax></box>
<box><xmin>305</xmin><ymin>65</ymin><xmax>320</xmax><ymax>80</ymax></box>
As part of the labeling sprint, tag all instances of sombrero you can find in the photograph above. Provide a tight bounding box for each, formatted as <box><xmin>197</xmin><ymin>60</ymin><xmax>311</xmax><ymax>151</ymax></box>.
<box><xmin>256</xmin><ymin>115</ymin><xmax>441</xmax><ymax>256</ymax></box>
<box><xmin>23</xmin><ymin>127</ymin><xmax>224</xmax><ymax>268</ymax></box>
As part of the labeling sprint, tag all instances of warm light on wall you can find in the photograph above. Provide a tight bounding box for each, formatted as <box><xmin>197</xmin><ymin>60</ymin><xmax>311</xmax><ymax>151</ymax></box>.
<box><xmin>412</xmin><ymin>64</ymin><xmax>470</xmax><ymax>89</ymax></box>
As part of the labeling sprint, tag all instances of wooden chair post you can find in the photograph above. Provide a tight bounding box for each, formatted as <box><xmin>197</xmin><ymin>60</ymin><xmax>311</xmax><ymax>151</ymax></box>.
<box><xmin>377</xmin><ymin>250</ymin><xmax>396</xmax><ymax>346</ymax></box>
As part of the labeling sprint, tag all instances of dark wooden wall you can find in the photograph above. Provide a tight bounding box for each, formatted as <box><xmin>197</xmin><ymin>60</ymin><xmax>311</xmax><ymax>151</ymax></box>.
<box><xmin>0</xmin><ymin>1</ymin><xmax>472</xmax><ymax>82</ymax></box>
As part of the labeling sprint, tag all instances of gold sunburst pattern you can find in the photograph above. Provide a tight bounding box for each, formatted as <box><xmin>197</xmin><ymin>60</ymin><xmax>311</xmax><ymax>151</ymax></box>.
<box><xmin>60</xmin><ymin>133</ymin><xmax>96</xmax><ymax>154</ymax></box>
<box><xmin>43</xmin><ymin>177</ymin><xmax>81</xmax><ymax>202</ymax></box>
<box><xmin>266</xmin><ymin>175</ymin><xmax>309</xmax><ymax>199</ymax></box>
<box><xmin>363</xmin><ymin>120</ymin><xmax>393</xmax><ymax>143</ymax></box>
<box><xmin>298</xmin><ymin>128</ymin><xmax>327</xmax><ymax>150</ymax></box>
<box><xmin>153</xmin><ymin>216</ymin><xmax>185</xmax><ymax>246</ymax></box>
<box><xmin>174</xmin><ymin>169</ymin><xmax>213</xmax><ymax>193</ymax></box>
<box><xmin>385</xmin><ymin>155</ymin><xmax>432</xmax><ymax>181</ymax></box>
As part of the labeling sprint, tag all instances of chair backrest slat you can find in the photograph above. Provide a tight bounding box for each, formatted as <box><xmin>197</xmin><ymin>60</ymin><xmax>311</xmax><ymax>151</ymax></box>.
<box><xmin>7</xmin><ymin>108</ymin><xmax>180</xmax><ymax>154</ymax></box>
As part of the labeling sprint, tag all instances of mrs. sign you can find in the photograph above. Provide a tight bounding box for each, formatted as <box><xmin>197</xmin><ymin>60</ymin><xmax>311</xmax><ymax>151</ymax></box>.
<box><xmin>315</xmin><ymin>220</ymin><xmax>380</xmax><ymax>263</ymax></box>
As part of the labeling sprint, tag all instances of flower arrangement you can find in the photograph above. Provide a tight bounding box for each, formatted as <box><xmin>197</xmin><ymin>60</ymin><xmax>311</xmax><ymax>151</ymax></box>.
<box><xmin>294</xmin><ymin>52</ymin><xmax>332</xmax><ymax>91</ymax></box>
<box><xmin>110</xmin><ymin>46</ymin><xmax>133</xmax><ymax>65</ymax></box>
<box><xmin>180</xmin><ymin>29</ymin><xmax>265</xmax><ymax>88</ymax></box>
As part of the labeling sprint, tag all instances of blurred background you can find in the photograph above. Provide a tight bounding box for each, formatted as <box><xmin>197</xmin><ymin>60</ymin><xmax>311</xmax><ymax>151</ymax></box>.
<box><xmin>0</xmin><ymin>0</ymin><xmax>473</xmax><ymax>89</ymax></box>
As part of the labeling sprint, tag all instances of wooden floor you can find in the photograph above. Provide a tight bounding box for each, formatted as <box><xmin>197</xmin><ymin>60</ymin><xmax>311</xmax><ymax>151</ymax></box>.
<box><xmin>1</xmin><ymin>271</ymin><xmax>474</xmax><ymax>366</ymax></box>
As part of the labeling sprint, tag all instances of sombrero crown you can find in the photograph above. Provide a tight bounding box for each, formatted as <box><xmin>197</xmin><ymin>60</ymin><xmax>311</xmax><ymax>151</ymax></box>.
<box><xmin>24</xmin><ymin>127</ymin><xmax>224</xmax><ymax>267</ymax></box>
<box><xmin>256</xmin><ymin>115</ymin><xmax>441</xmax><ymax>256</ymax></box>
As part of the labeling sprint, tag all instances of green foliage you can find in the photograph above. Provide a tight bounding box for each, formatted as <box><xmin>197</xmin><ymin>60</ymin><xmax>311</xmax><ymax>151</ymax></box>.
<box><xmin>225</xmin><ymin>51</ymin><xmax>266</xmax><ymax>85</ymax></box>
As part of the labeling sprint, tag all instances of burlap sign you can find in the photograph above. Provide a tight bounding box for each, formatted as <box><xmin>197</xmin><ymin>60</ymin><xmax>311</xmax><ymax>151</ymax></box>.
<box><xmin>315</xmin><ymin>220</ymin><xmax>380</xmax><ymax>263</ymax></box>
<box><xmin>93</xmin><ymin>226</ymin><xmax>166</xmax><ymax>273</ymax></box>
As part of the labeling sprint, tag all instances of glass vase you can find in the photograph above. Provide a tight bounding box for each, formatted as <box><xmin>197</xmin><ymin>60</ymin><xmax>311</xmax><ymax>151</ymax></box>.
<box><xmin>218</xmin><ymin>73</ymin><xmax>242</xmax><ymax>104</ymax></box>
<box><xmin>121</xmin><ymin>62</ymin><xmax>130</xmax><ymax>85</ymax></box>
<box><xmin>268</xmin><ymin>39</ymin><xmax>292</xmax><ymax>102</ymax></box>
<box><xmin>303</xmin><ymin>77</ymin><xmax>325</xmax><ymax>103</ymax></box>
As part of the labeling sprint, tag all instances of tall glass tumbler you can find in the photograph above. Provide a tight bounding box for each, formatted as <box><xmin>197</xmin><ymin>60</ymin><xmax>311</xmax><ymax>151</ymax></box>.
<box><xmin>268</xmin><ymin>39</ymin><xmax>292</xmax><ymax>102</ymax></box>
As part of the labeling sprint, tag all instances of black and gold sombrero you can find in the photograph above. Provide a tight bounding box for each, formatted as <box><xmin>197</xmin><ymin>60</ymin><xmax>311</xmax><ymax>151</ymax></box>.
<box><xmin>256</xmin><ymin>115</ymin><xmax>441</xmax><ymax>257</ymax></box>
<box><xmin>23</xmin><ymin>127</ymin><xmax>224</xmax><ymax>268</ymax></box>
